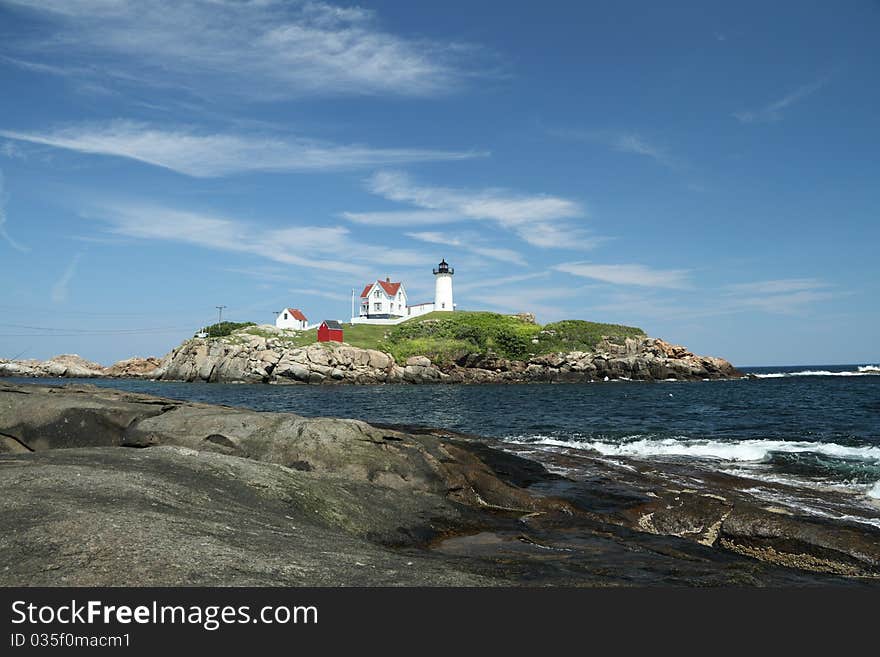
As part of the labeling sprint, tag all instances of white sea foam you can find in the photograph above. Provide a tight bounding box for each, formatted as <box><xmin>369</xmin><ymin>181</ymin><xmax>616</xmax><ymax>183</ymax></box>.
<box><xmin>750</xmin><ymin>366</ymin><xmax>880</xmax><ymax>378</ymax></box>
<box><xmin>514</xmin><ymin>435</ymin><xmax>880</xmax><ymax>463</ymax></box>
<box><xmin>503</xmin><ymin>434</ymin><xmax>880</xmax><ymax>524</ymax></box>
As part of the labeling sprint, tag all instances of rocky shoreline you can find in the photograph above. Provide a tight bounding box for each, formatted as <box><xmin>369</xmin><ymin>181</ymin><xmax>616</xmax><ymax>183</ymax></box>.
<box><xmin>1</xmin><ymin>382</ymin><xmax>877</xmax><ymax>586</ymax></box>
<box><xmin>0</xmin><ymin>333</ymin><xmax>741</xmax><ymax>385</ymax></box>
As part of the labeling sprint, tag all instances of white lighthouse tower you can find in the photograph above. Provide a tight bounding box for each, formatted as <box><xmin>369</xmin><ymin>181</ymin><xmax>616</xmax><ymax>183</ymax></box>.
<box><xmin>433</xmin><ymin>258</ymin><xmax>455</xmax><ymax>312</ymax></box>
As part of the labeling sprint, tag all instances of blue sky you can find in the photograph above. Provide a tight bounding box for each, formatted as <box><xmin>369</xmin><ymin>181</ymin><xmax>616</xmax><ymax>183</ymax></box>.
<box><xmin>0</xmin><ymin>0</ymin><xmax>878</xmax><ymax>366</ymax></box>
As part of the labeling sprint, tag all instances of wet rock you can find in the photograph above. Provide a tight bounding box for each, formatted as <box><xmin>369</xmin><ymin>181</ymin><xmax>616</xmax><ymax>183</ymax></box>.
<box><xmin>0</xmin><ymin>383</ymin><xmax>874</xmax><ymax>587</ymax></box>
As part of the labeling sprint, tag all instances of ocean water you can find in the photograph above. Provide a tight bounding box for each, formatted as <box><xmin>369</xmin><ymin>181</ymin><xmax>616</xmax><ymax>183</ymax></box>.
<box><xmin>6</xmin><ymin>364</ymin><xmax>880</xmax><ymax>505</ymax></box>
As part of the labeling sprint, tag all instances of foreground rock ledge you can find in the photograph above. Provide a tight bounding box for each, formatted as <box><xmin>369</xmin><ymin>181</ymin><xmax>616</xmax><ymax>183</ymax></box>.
<box><xmin>0</xmin><ymin>335</ymin><xmax>741</xmax><ymax>384</ymax></box>
<box><xmin>1</xmin><ymin>383</ymin><xmax>876</xmax><ymax>587</ymax></box>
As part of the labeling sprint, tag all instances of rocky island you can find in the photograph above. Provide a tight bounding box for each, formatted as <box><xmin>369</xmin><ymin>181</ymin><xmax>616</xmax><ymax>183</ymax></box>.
<box><xmin>0</xmin><ymin>312</ymin><xmax>741</xmax><ymax>384</ymax></box>
<box><xmin>1</xmin><ymin>382</ymin><xmax>877</xmax><ymax>586</ymax></box>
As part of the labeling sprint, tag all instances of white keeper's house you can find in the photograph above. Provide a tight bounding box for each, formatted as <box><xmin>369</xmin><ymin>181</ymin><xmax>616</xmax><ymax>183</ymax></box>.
<box><xmin>275</xmin><ymin>307</ymin><xmax>309</xmax><ymax>330</ymax></box>
<box><xmin>352</xmin><ymin>259</ymin><xmax>455</xmax><ymax>325</ymax></box>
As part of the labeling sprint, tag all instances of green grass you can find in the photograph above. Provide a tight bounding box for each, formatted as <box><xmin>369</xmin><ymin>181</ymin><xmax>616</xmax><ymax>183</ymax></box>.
<box><xmin>202</xmin><ymin>321</ymin><xmax>256</xmax><ymax>338</ymax></box>
<box><xmin>232</xmin><ymin>322</ymin><xmax>395</xmax><ymax>350</ymax></box>
<box><xmin>535</xmin><ymin>320</ymin><xmax>646</xmax><ymax>353</ymax></box>
<box><xmin>217</xmin><ymin>311</ymin><xmax>645</xmax><ymax>363</ymax></box>
<box><xmin>379</xmin><ymin>311</ymin><xmax>541</xmax><ymax>363</ymax></box>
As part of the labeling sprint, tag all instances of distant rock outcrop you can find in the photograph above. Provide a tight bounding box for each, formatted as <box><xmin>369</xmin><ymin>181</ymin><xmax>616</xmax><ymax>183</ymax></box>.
<box><xmin>104</xmin><ymin>356</ymin><xmax>164</xmax><ymax>378</ymax></box>
<box><xmin>0</xmin><ymin>333</ymin><xmax>740</xmax><ymax>385</ymax></box>
<box><xmin>150</xmin><ymin>334</ymin><xmax>739</xmax><ymax>384</ymax></box>
<box><xmin>0</xmin><ymin>354</ymin><xmax>162</xmax><ymax>379</ymax></box>
<box><xmin>0</xmin><ymin>354</ymin><xmax>106</xmax><ymax>378</ymax></box>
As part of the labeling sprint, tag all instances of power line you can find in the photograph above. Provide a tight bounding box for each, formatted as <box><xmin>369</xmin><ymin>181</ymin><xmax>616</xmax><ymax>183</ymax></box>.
<box><xmin>0</xmin><ymin>329</ymin><xmax>192</xmax><ymax>337</ymax></box>
<box><xmin>0</xmin><ymin>323</ymin><xmax>192</xmax><ymax>334</ymax></box>
<box><xmin>0</xmin><ymin>304</ymin><xmax>195</xmax><ymax>318</ymax></box>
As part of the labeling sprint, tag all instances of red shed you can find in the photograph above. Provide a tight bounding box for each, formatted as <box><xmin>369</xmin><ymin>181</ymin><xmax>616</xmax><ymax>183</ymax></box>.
<box><xmin>317</xmin><ymin>320</ymin><xmax>344</xmax><ymax>343</ymax></box>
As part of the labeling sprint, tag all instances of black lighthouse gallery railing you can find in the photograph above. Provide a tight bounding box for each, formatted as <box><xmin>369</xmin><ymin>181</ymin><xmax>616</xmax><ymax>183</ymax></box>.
<box><xmin>433</xmin><ymin>259</ymin><xmax>454</xmax><ymax>275</ymax></box>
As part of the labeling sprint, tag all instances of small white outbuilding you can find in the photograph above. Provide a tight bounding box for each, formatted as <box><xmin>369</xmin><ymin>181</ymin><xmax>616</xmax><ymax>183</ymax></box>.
<box><xmin>276</xmin><ymin>308</ymin><xmax>308</xmax><ymax>330</ymax></box>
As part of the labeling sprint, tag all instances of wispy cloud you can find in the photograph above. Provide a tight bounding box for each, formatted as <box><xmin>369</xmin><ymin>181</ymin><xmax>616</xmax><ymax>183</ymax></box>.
<box><xmin>613</xmin><ymin>134</ymin><xmax>678</xmax><ymax>168</ymax></box>
<box><xmin>554</xmin><ymin>262</ymin><xmax>690</xmax><ymax>289</ymax></box>
<box><xmin>289</xmin><ymin>287</ymin><xmax>351</xmax><ymax>303</ymax></box>
<box><xmin>85</xmin><ymin>201</ymin><xmax>429</xmax><ymax>277</ymax></box>
<box><xmin>351</xmin><ymin>171</ymin><xmax>597</xmax><ymax>249</ymax></box>
<box><xmin>545</xmin><ymin>126</ymin><xmax>679</xmax><ymax>169</ymax></box>
<box><xmin>455</xmin><ymin>271</ymin><xmax>551</xmax><ymax>293</ymax></box>
<box><xmin>0</xmin><ymin>121</ymin><xmax>485</xmax><ymax>177</ymax></box>
<box><xmin>222</xmin><ymin>266</ymin><xmax>354</xmax><ymax>302</ymax></box>
<box><xmin>726</xmin><ymin>278</ymin><xmax>829</xmax><ymax>295</ymax></box>
<box><xmin>733</xmin><ymin>77</ymin><xmax>829</xmax><ymax>124</ymax></box>
<box><xmin>724</xmin><ymin>278</ymin><xmax>836</xmax><ymax>314</ymax></box>
<box><xmin>0</xmin><ymin>170</ymin><xmax>30</xmax><ymax>252</ymax></box>
<box><xmin>478</xmin><ymin>285</ymin><xmax>578</xmax><ymax>320</ymax></box>
<box><xmin>0</xmin><ymin>140</ymin><xmax>26</xmax><ymax>160</ymax></box>
<box><xmin>405</xmin><ymin>231</ymin><xmax>527</xmax><ymax>265</ymax></box>
<box><xmin>51</xmin><ymin>252</ymin><xmax>82</xmax><ymax>302</ymax></box>
<box><xmin>1</xmin><ymin>0</ymin><xmax>489</xmax><ymax>99</ymax></box>
<box><xmin>341</xmin><ymin>210</ymin><xmax>465</xmax><ymax>227</ymax></box>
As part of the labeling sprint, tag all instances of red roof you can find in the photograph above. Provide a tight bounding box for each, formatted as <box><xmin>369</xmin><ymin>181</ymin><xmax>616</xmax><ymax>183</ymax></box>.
<box><xmin>286</xmin><ymin>308</ymin><xmax>307</xmax><ymax>322</ymax></box>
<box><xmin>360</xmin><ymin>280</ymin><xmax>402</xmax><ymax>298</ymax></box>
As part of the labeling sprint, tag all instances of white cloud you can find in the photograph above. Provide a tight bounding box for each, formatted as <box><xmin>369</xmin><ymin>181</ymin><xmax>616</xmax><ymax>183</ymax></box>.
<box><xmin>0</xmin><ymin>170</ymin><xmax>30</xmax><ymax>252</ymax></box>
<box><xmin>86</xmin><ymin>201</ymin><xmax>429</xmax><ymax>277</ymax></box>
<box><xmin>455</xmin><ymin>271</ymin><xmax>550</xmax><ymax>293</ymax></box>
<box><xmin>613</xmin><ymin>134</ymin><xmax>677</xmax><ymax>169</ymax></box>
<box><xmin>405</xmin><ymin>230</ymin><xmax>527</xmax><ymax>265</ymax></box>
<box><xmin>724</xmin><ymin>278</ymin><xmax>836</xmax><ymax>314</ymax></box>
<box><xmin>0</xmin><ymin>140</ymin><xmax>26</xmax><ymax>160</ymax></box>
<box><xmin>545</xmin><ymin>126</ymin><xmax>678</xmax><ymax>169</ymax></box>
<box><xmin>341</xmin><ymin>210</ymin><xmax>466</xmax><ymax>227</ymax></box>
<box><xmin>726</xmin><ymin>278</ymin><xmax>828</xmax><ymax>295</ymax></box>
<box><xmin>289</xmin><ymin>287</ymin><xmax>351</xmax><ymax>303</ymax></box>
<box><xmin>734</xmin><ymin>77</ymin><xmax>828</xmax><ymax>124</ymax></box>
<box><xmin>554</xmin><ymin>262</ymin><xmax>690</xmax><ymax>289</ymax></box>
<box><xmin>478</xmin><ymin>288</ymin><xmax>572</xmax><ymax>320</ymax></box>
<box><xmin>0</xmin><ymin>121</ymin><xmax>484</xmax><ymax>177</ymax></box>
<box><xmin>1</xmin><ymin>0</ymin><xmax>486</xmax><ymax>98</ymax></box>
<box><xmin>51</xmin><ymin>252</ymin><xmax>82</xmax><ymax>302</ymax></box>
<box><xmin>729</xmin><ymin>290</ymin><xmax>837</xmax><ymax>314</ymax></box>
<box><xmin>352</xmin><ymin>171</ymin><xmax>596</xmax><ymax>249</ymax></box>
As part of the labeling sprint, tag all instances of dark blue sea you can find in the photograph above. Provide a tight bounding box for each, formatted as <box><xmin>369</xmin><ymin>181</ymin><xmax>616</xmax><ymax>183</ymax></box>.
<box><xmin>7</xmin><ymin>363</ymin><xmax>880</xmax><ymax>516</ymax></box>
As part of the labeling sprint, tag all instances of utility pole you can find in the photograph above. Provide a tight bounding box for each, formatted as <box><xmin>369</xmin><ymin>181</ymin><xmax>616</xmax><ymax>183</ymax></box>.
<box><xmin>350</xmin><ymin>289</ymin><xmax>355</xmax><ymax>321</ymax></box>
<box><xmin>216</xmin><ymin>305</ymin><xmax>226</xmax><ymax>325</ymax></box>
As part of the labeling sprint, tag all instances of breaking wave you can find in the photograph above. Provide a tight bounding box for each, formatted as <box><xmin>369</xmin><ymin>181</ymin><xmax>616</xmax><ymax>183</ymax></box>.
<box><xmin>512</xmin><ymin>434</ymin><xmax>880</xmax><ymax>462</ymax></box>
<box><xmin>504</xmin><ymin>434</ymin><xmax>880</xmax><ymax>500</ymax></box>
<box><xmin>749</xmin><ymin>365</ymin><xmax>880</xmax><ymax>378</ymax></box>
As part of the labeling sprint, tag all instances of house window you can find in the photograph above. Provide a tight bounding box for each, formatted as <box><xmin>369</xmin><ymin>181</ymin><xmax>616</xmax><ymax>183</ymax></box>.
<box><xmin>374</xmin><ymin>302</ymin><xmax>381</xmax><ymax>311</ymax></box>
<box><xmin>374</xmin><ymin>290</ymin><xmax>380</xmax><ymax>297</ymax></box>
<box><xmin>283</xmin><ymin>313</ymin><xmax>288</xmax><ymax>319</ymax></box>
<box><xmin>441</xmin><ymin>303</ymin><xmax>446</xmax><ymax>309</ymax></box>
